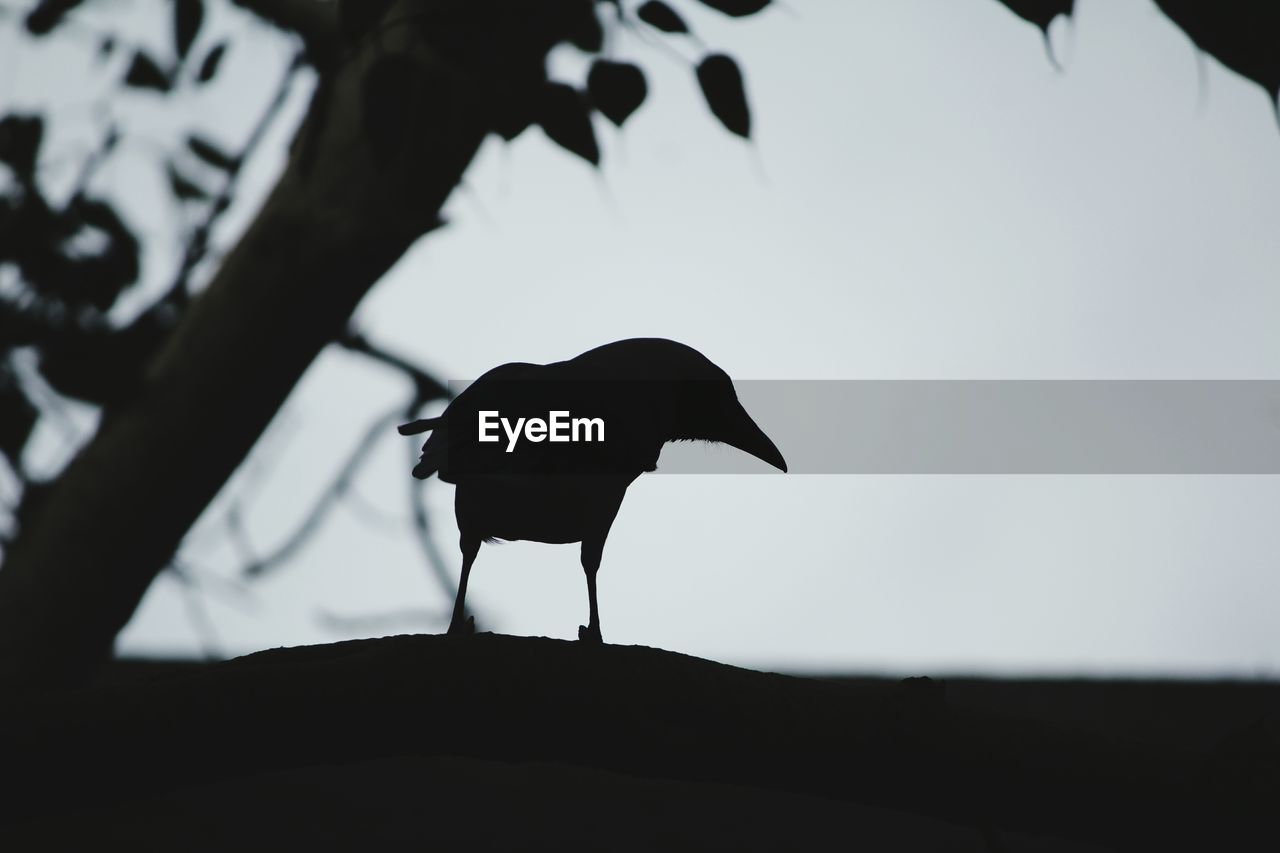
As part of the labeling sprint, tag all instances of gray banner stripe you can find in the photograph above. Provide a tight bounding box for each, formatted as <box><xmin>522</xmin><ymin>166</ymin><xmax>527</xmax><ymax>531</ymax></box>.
<box><xmin>443</xmin><ymin>380</ymin><xmax>1280</xmax><ymax>474</ymax></box>
<box><xmin>669</xmin><ymin>381</ymin><xmax>1280</xmax><ymax>474</ymax></box>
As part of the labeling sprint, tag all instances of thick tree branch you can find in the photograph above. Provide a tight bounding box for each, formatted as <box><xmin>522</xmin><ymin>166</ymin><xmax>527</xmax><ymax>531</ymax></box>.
<box><xmin>0</xmin><ymin>2</ymin><xmax>588</xmax><ymax>689</ymax></box>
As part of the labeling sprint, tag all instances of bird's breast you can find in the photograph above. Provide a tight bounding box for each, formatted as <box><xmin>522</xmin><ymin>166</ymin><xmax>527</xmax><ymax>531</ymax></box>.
<box><xmin>453</xmin><ymin>474</ymin><xmax>634</xmax><ymax>544</ymax></box>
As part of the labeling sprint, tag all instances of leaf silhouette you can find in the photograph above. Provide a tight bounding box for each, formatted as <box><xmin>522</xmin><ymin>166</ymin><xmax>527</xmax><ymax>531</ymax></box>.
<box><xmin>174</xmin><ymin>0</ymin><xmax>204</xmax><ymax>61</ymax></box>
<box><xmin>124</xmin><ymin>52</ymin><xmax>172</xmax><ymax>92</ymax></box>
<box><xmin>196</xmin><ymin>42</ymin><xmax>226</xmax><ymax>84</ymax></box>
<box><xmin>637</xmin><ymin>1</ymin><xmax>688</xmax><ymax>34</ymax></box>
<box><xmin>696</xmin><ymin>54</ymin><xmax>750</xmax><ymax>138</ymax></box>
<box><xmin>24</xmin><ymin>0</ymin><xmax>87</xmax><ymax>36</ymax></box>
<box><xmin>186</xmin><ymin>134</ymin><xmax>238</xmax><ymax>171</ymax></box>
<box><xmin>537</xmin><ymin>83</ymin><xmax>599</xmax><ymax>165</ymax></box>
<box><xmin>568</xmin><ymin>4</ymin><xmax>604</xmax><ymax>52</ymax></box>
<box><xmin>1153</xmin><ymin>1</ymin><xmax>1280</xmax><ymax>100</ymax></box>
<box><xmin>634</xmin><ymin>0</ymin><xmax>686</xmax><ymax>32</ymax></box>
<box><xmin>995</xmin><ymin>0</ymin><xmax>1074</xmax><ymax>33</ymax></box>
<box><xmin>587</xmin><ymin>61</ymin><xmax>647</xmax><ymax>127</ymax></box>
<box><xmin>696</xmin><ymin>0</ymin><xmax>770</xmax><ymax>17</ymax></box>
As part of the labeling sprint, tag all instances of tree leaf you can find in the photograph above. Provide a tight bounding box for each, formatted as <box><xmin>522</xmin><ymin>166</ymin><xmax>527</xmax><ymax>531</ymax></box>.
<box><xmin>166</xmin><ymin>161</ymin><xmax>210</xmax><ymax>202</ymax></box>
<box><xmin>196</xmin><ymin>42</ymin><xmax>227</xmax><ymax>84</ymax></box>
<box><xmin>339</xmin><ymin>0</ymin><xmax>395</xmax><ymax>43</ymax></box>
<box><xmin>0</xmin><ymin>114</ymin><xmax>45</xmax><ymax>179</ymax></box>
<box><xmin>537</xmin><ymin>83</ymin><xmax>599</xmax><ymax>165</ymax></box>
<box><xmin>587</xmin><ymin>61</ymin><xmax>647</xmax><ymax>127</ymax></box>
<box><xmin>1153</xmin><ymin>1</ymin><xmax>1280</xmax><ymax>99</ymax></box>
<box><xmin>124</xmin><ymin>52</ymin><xmax>173</xmax><ymax>92</ymax></box>
<box><xmin>174</xmin><ymin>0</ymin><xmax>204</xmax><ymax>61</ymax></box>
<box><xmin>637</xmin><ymin>1</ymin><xmax>689</xmax><ymax>34</ymax></box>
<box><xmin>695</xmin><ymin>0</ymin><xmax>770</xmax><ymax>17</ymax></box>
<box><xmin>696</xmin><ymin>54</ymin><xmax>750</xmax><ymax>138</ymax></box>
<box><xmin>567</xmin><ymin>2</ymin><xmax>604</xmax><ymax>52</ymax></box>
<box><xmin>186</xmin><ymin>134</ymin><xmax>239</xmax><ymax>171</ymax></box>
<box><xmin>24</xmin><ymin>0</ymin><xmax>87</xmax><ymax>37</ymax></box>
<box><xmin>995</xmin><ymin>0</ymin><xmax>1074</xmax><ymax>33</ymax></box>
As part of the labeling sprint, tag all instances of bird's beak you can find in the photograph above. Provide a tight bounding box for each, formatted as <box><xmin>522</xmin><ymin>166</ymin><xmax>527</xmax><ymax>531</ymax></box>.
<box><xmin>722</xmin><ymin>400</ymin><xmax>788</xmax><ymax>472</ymax></box>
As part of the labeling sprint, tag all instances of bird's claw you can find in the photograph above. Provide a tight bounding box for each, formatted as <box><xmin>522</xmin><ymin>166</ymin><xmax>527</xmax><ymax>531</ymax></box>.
<box><xmin>577</xmin><ymin>624</ymin><xmax>603</xmax><ymax>644</ymax></box>
<box><xmin>447</xmin><ymin>615</ymin><xmax>475</xmax><ymax>638</ymax></box>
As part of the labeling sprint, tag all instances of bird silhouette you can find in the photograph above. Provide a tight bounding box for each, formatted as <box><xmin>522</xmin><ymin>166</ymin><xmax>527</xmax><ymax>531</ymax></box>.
<box><xmin>398</xmin><ymin>338</ymin><xmax>786</xmax><ymax>643</ymax></box>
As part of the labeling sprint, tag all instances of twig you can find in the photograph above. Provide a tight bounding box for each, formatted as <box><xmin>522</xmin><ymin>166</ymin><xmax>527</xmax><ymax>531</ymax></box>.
<box><xmin>241</xmin><ymin>405</ymin><xmax>404</xmax><ymax>579</ymax></box>
<box><xmin>340</xmin><ymin>481</ymin><xmax>410</xmax><ymax>531</ymax></box>
<box><xmin>168</xmin><ymin>560</ymin><xmax>225</xmax><ymax>660</ymax></box>
<box><xmin>336</xmin><ymin>327</ymin><xmax>451</xmax><ymax>403</ymax></box>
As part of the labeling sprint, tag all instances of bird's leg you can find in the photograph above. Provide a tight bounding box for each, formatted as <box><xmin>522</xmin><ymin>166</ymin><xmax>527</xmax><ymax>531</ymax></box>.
<box><xmin>577</xmin><ymin>540</ymin><xmax>604</xmax><ymax>644</ymax></box>
<box><xmin>448</xmin><ymin>535</ymin><xmax>480</xmax><ymax>637</ymax></box>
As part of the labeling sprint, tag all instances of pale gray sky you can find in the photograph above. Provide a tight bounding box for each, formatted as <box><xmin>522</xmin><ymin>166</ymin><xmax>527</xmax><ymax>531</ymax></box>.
<box><xmin>7</xmin><ymin>1</ymin><xmax>1279</xmax><ymax>675</ymax></box>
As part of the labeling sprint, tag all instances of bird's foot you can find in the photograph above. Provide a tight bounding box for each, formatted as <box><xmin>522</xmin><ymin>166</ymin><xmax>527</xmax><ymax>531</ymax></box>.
<box><xmin>577</xmin><ymin>624</ymin><xmax>603</xmax><ymax>644</ymax></box>
<box><xmin>447</xmin><ymin>615</ymin><xmax>476</xmax><ymax>638</ymax></box>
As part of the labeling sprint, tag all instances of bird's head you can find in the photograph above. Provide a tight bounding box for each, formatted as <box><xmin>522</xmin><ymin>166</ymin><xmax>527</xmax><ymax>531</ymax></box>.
<box><xmin>672</xmin><ymin>372</ymin><xmax>788</xmax><ymax>472</ymax></box>
<box><xmin>612</xmin><ymin>339</ymin><xmax>786</xmax><ymax>473</ymax></box>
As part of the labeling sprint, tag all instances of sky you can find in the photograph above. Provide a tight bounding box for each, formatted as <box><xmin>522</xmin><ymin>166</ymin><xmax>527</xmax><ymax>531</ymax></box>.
<box><xmin>6</xmin><ymin>0</ymin><xmax>1280</xmax><ymax>676</ymax></box>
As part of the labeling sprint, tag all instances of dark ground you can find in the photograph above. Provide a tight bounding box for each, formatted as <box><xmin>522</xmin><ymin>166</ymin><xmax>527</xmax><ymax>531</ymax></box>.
<box><xmin>1</xmin><ymin>635</ymin><xmax>1276</xmax><ymax>851</ymax></box>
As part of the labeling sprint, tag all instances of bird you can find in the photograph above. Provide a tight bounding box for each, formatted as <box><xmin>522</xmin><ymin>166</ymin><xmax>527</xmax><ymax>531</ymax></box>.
<box><xmin>398</xmin><ymin>338</ymin><xmax>787</xmax><ymax>643</ymax></box>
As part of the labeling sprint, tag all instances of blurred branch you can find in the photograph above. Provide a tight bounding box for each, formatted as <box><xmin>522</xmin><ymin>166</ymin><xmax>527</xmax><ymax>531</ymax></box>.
<box><xmin>231</xmin><ymin>330</ymin><xmax>461</xmax><ymax>628</ymax></box>
<box><xmin>167</xmin><ymin>561</ymin><xmax>225</xmax><ymax>660</ymax></box>
<box><xmin>0</xmin><ymin>0</ymin><xmax>538</xmax><ymax>690</ymax></box>
<box><xmin>336</xmin><ymin>326</ymin><xmax>451</xmax><ymax>403</ymax></box>
<box><xmin>223</xmin><ymin>501</ymin><xmax>260</xmax><ymax>568</ymax></box>
<box><xmin>241</xmin><ymin>405</ymin><xmax>404</xmax><ymax>580</ymax></box>
<box><xmin>234</xmin><ymin>324</ymin><xmax>453</xmax><ymax>584</ymax></box>
<box><xmin>339</xmin><ymin>478</ymin><xmax>408</xmax><ymax>530</ymax></box>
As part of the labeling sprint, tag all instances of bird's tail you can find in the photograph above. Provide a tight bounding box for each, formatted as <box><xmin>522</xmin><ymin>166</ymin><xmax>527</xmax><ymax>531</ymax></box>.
<box><xmin>399</xmin><ymin>417</ymin><xmax>445</xmax><ymax>480</ymax></box>
<box><xmin>398</xmin><ymin>416</ymin><xmax>443</xmax><ymax>436</ymax></box>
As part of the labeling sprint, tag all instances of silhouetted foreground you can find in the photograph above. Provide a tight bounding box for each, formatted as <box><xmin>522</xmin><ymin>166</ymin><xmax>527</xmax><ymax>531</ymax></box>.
<box><xmin>2</xmin><ymin>635</ymin><xmax>1276</xmax><ymax>851</ymax></box>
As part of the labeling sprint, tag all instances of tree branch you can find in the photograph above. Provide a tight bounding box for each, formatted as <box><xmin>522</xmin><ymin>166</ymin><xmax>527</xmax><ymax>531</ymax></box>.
<box><xmin>239</xmin><ymin>406</ymin><xmax>404</xmax><ymax>580</ymax></box>
<box><xmin>0</xmin><ymin>4</ymin><xmax>502</xmax><ymax>688</ymax></box>
<box><xmin>337</xmin><ymin>327</ymin><xmax>451</xmax><ymax>403</ymax></box>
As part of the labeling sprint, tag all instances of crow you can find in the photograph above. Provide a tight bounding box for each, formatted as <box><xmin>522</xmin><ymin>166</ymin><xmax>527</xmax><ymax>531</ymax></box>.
<box><xmin>398</xmin><ymin>338</ymin><xmax>786</xmax><ymax>643</ymax></box>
